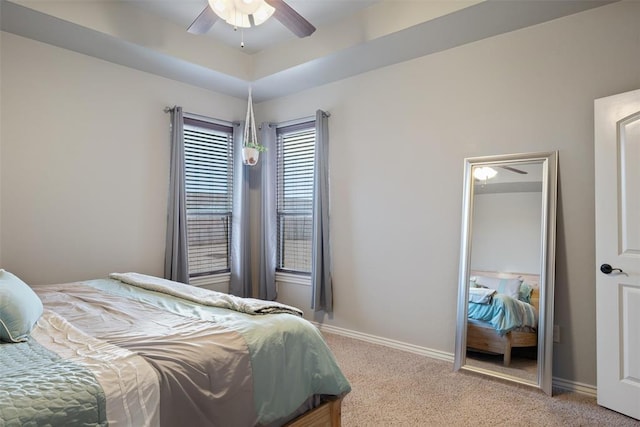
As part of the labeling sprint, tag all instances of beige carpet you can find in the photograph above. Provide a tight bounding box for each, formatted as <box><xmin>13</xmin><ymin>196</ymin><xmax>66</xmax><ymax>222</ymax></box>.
<box><xmin>323</xmin><ymin>333</ymin><xmax>639</xmax><ymax>426</ymax></box>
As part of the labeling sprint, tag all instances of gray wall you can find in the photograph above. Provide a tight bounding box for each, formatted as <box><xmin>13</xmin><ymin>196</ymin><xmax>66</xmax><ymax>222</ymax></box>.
<box><xmin>256</xmin><ymin>1</ymin><xmax>640</xmax><ymax>386</ymax></box>
<box><xmin>471</xmin><ymin>191</ymin><xmax>542</xmax><ymax>275</ymax></box>
<box><xmin>0</xmin><ymin>31</ymin><xmax>245</xmax><ymax>285</ymax></box>
<box><xmin>1</xmin><ymin>1</ymin><xmax>639</xmax><ymax>388</ymax></box>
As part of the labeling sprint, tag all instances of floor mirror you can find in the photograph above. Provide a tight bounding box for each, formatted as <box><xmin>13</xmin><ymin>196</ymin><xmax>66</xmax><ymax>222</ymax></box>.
<box><xmin>453</xmin><ymin>151</ymin><xmax>558</xmax><ymax>395</ymax></box>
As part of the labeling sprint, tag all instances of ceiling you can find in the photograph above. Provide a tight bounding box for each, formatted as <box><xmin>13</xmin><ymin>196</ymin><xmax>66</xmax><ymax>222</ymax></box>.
<box><xmin>132</xmin><ymin>0</ymin><xmax>381</xmax><ymax>54</ymax></box>
<box><xmin>473</xmin><ymin>161</ymin><xmax>543</xmax><ymax>194</ymax></box>
<box><xmin>1</xmin><ymin>0</ymin><xmax>616</xmax><ymax>102</ymax></box>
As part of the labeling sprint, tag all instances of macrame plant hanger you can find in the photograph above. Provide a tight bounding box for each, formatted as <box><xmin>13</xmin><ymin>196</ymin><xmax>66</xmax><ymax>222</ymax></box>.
<box><xmin>242</xmin><ymin>88</ymin><xmax>260</xmax><ymax>166</ymax></box>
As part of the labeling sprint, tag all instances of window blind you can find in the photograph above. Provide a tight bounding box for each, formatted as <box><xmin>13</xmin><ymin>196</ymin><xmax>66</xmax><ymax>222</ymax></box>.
<box><xmin>183</xmin><ymin>117</ymin><xmax>233</xmax><ymax>277</ymax></box>
<box><xmin>276</xmin><ymin>121</ymin><xmax>315</xmax><ymax>274</ymax></box>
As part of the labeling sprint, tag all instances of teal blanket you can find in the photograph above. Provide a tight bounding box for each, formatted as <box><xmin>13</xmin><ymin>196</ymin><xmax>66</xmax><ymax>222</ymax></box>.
<box><xmin>0</xmin><ymin>339</ymin><xmax>106</xmax><ymax>427</ymax></box>
<box><xmin>83</xmin><ymin>278</ymin><xmax>351</xmax><ymax>425</ymax></box>
<box><xmin>468</xmin><ymin>294</ymin><xmax>537</xmax><ymax>335</ymax></box>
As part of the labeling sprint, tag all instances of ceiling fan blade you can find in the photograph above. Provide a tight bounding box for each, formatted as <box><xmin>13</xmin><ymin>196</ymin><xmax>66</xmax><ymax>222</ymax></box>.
<box><xmin>265</xmin><ymin>0</ymin><xmax>316</xmax><ymax>38</ymax></box>
<box><xmin>187</xmin><ymin>6</ymin><xmax>218</xmax><ymax>35</ymax></box>
<box><xmin>500</xmin><ymin>165</ymin><xmax>528</xmax><ymax>174</ymax></box>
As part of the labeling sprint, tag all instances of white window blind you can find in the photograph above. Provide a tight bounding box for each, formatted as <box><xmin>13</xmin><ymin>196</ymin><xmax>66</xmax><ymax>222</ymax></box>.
<box><xmin>183</xmin><ymin>117</ymin><xmax>234</xmax><ymax>277</ymax></box>
<box><xmin>276</xmin><ymin>121</ymin><xmax>316</xmax><ymax>274</ymax></box>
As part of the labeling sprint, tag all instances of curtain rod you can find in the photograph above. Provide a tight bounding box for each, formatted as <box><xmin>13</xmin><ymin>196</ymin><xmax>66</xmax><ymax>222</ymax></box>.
<box><xmin>164</xmin><ymin>107</ymin><xmax>330</xmax><ymax>125</ymax></box>
<box><xmin>275</xmin><ymin>111</ymin><xmax>330</xmax><ymax>128</ymax></box>
<box><xmin>164</xmin><ymin>107</ymin><xmax>234</xmax><ymax>127</ymax></box>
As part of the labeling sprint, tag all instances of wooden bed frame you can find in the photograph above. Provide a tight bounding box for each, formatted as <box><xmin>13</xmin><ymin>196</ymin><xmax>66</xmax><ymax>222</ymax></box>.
<box><xmin>466</xmin><ymin>271</ymin><xmax>539</xmax><ymax>366</ymax></box>
<box><xmin>286</xmin><ymin>397</ymin><xmax>343</xmax><ymax>427</ymax></box>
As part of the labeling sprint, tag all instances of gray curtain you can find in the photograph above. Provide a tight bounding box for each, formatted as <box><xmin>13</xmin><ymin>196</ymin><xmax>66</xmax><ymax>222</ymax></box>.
<box><xmin>311</xmin><ymin>110</ymin><xmax>333</xmax><ymax>312</ymax></box>
<box><xmin>229</xmin><ymin>122</ymin><xmax>252</xmax><ymax>297</ymax></box>
<box><xmin>258</xmin><ymin>123</ymin><xmax>277</xmax><ymax>300</ymax></box>
<box><xmin>164</xmin><ymin>106</ymin><xmax>189</xmax><ymax>283</ymax></box>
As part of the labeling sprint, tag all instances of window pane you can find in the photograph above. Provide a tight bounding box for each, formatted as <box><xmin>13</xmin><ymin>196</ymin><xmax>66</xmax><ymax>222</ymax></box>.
<box><xmin>276</xmin><ymin>123</ymin><xmax>315</xmax><ymax>274</ymax></box>
<box><xmin>184</xmin><ymin>120</ymin><xmax>233</xmax><ymax>277</ymax></box>
<box><xmin>278</xmin><ymin>214</ymin><xmax>313</xmax><ymax>272</ymax></box>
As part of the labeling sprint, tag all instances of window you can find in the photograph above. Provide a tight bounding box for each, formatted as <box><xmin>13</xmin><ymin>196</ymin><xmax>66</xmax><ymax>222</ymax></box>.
<box><xmin>276</xmin><ymin>121</ymin><xmax>316</xmax><ymax>274</ymax></box>
<box><xmin>183</xmin><ymin>117</ymin><xmax>234</xmax><ymax>277</ymax></box>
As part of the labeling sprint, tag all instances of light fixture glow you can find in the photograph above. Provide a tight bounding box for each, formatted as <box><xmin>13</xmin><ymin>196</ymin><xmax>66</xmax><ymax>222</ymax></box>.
<box><xmin>473</xmin><ymin>167</ymin><xmax>498</xmax><ymax>181</ymax></box>
<box><xmin>253</xmin><ymin>3</ymin><xmax>275</xmax><ymax>25</ymax></box>
<box><xmin>208</xmin><ymin>0</ymin><xmax>275</xmax><ymax>28</ymax></box>
<box><xmin>212</xmin><ymin>0</ymin><xmax>226</xmax><ymax>13</ymax></box>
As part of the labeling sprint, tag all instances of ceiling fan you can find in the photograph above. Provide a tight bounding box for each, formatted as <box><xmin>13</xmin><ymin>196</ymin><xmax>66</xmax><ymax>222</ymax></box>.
<box><xmin>188</xmin><ymin>0</ymin><xmax>316</xmax><ymax>38</ymax></box>
<box><xmin>474</xmin><ymin>165</ymin><xmax>527</xmax><ymax>181</ymax></box>
<box><xmin>500</xmin><ymin>165</ymin><xmax>528</xmax><ymax>174</ymax></box>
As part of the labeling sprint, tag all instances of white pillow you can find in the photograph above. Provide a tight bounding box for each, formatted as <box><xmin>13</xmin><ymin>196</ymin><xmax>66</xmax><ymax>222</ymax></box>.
<box><xmin>0</xmin><ymin>269</ymin><xmax>43</xmax><ymax>342</ymax></box>
<box><xmin>473</xmin><ymin>275</ymin><xmax>523</xmax><ymax>300</ymax></box>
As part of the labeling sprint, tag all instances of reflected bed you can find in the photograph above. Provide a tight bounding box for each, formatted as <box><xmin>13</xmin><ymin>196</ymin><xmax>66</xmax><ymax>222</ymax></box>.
<box><xmin>466</xmin><ymin>271</ymin><xmax>539</xmax><ymax>366</ymax></box>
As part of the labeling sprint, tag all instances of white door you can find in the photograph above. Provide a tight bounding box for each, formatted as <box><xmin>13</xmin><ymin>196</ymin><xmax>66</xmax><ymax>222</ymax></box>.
<box><xmin>595</xmin><ymin>88</ymin><xmax>640</xmax><ymax>420</ymax></box>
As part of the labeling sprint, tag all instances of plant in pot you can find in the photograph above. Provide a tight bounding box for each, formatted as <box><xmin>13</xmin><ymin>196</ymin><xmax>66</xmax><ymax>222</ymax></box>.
<box><xmin>242</xmin><ymin>141</ymin><xmax>266</xmax><ymax>166</ymax></box>
<box><xmin>242</xmin><ymin>88</ymin><xmax>266</xmax><ymax>166</ymax></box>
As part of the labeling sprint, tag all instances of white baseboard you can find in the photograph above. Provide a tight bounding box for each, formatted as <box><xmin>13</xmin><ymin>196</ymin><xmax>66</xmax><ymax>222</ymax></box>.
<box><xmin>552</xmin><ymin>377</ymin><xmax>597</xmax><ymax>397</ymax></box>
<box><xmin>313</xmin><ymin>322</ymin><xmax>454</xmax><ymax>363</ymax></box>
<box><xmin>313</xmin><ymin>322</ymin><xmax>596</xmax><ymax>397</ymax></box>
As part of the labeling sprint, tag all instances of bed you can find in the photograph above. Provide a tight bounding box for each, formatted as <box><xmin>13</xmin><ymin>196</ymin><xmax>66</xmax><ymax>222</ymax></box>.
<box><xmin>466</xmin><ymin>271</ymin><xmax>539</xmax><ymax>366</ymax></box>
<box><xmin>0</xmin><ymin>270</ymin><xmax>351</xmax><ymax>426</ymax></box>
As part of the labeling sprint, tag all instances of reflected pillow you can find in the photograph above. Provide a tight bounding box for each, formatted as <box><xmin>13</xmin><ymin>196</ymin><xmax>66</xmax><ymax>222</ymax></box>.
<box><xmin>473</xmin><ymin>275</ymin><xmax>523</xmax><ymax>300</ymax></box>
<box><xmin>0</xmin><ymin>269</ymin><xmax>43</xmax><ymax>343</ymax></box>
<box><xmin>518</xmin><ymin>282</ymin><xmax>534</xmax><ymax>304</ymax></box>
<box><xmin>469</xmin><ymin>277</ymin><xmax>489</xmax><ymax>288</ymax></box>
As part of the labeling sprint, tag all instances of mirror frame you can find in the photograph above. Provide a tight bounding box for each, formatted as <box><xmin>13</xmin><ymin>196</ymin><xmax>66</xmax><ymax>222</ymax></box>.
<box><xmin>454</xmin><ymin>151</ymin><xmax>558</xmax><ymax>395</ymax></box>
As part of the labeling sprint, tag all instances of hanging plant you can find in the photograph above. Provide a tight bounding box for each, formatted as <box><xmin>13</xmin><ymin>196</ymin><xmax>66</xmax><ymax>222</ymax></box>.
<box><xmin>242</xmin><ymin>88</ymin><xmax>266</xmax><ymax>166</ymax></box>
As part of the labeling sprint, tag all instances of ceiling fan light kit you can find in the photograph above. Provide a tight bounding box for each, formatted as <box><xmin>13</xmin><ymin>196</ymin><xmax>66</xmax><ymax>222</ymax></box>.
<box><xmin>473</xmin><ymin>166</ymin><xmax>498</xmax><ymax>181</ymax></box>
<box><xmin>189</xmin><ymin>0</ymin><xmax>316</xmax><ymax>39</ymax></box>
<box><xmin>209</xmin><ymin>0</ymin><xmax>275</xmax><ymax>28</ymax></box>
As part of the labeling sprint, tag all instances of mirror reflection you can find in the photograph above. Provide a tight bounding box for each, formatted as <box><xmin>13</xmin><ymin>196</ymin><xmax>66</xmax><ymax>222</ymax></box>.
<box><xmin>454</xmin><ymin>152</ymin><xmax>557</xmax><ymax>395</ymax></box>
<box><xmin>467</xmin><ymin>161</ymin><xmax>542</xmax><ymax>383</ymax></box>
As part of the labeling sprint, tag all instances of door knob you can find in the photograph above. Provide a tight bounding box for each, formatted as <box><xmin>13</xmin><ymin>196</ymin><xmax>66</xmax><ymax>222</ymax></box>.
<box><xmin>600</xmin><ymin>264</ymin><xmax>624</xmax><ymax>274</ymax></box>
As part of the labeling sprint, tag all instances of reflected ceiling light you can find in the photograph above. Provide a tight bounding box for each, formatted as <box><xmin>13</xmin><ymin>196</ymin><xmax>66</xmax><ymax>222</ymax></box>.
<box><xmin>209</xmin><ymin>0</ymin><xmax>275</xmax><ymax>28</ymax></box>
<box><xmin>473</xmin><ymin>167</ymin><xmax>498</xmax><ymax>181</ymax></box>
